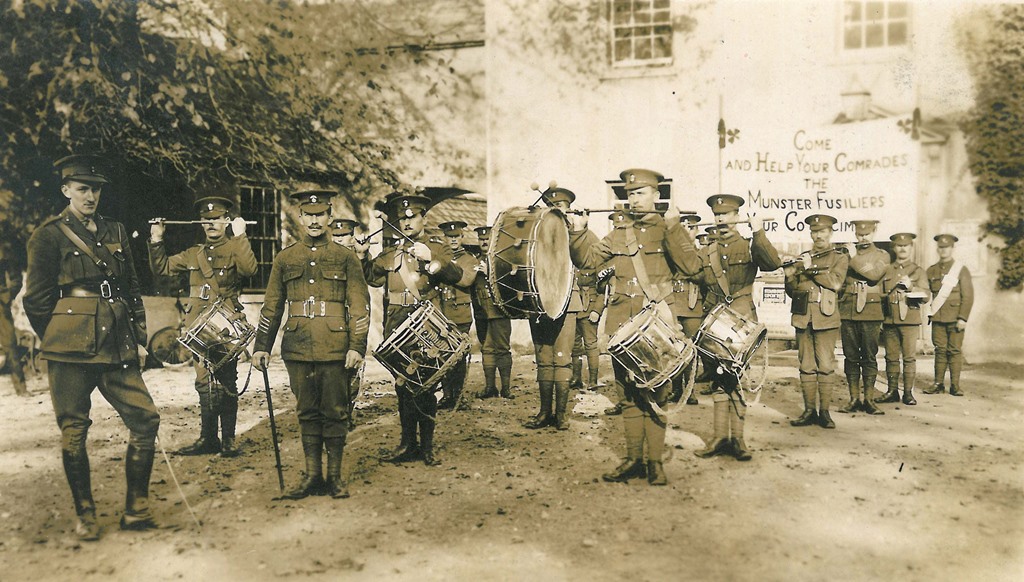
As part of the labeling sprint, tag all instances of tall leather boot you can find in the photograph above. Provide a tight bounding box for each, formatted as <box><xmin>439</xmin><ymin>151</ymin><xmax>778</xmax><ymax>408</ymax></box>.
<box><xmin>284</xmin><ymin>435</ymin><xmax>325</xmax><ymax>499</ymax></box>
<box><xmin>420</xmin><ymin>416</ymin><xmax>441</xmax><ymax>466</ymax></box>
<box><xmin>730</xmin><ymin>404</ymin><xmax>752</xmax><ymax>461</ymax></box>
<box><xmin>177</xmin><ymin>392</ymin><xmax>221</xmax><ymax>455</ymax></box>
<box><xmin>949</xmin><ymin>356</ymin><xmax>964</xmax><ymax>396</ymax></box>
<box><xmin>839</xmin><ymin>376</ymin><xmax>861</xmax><ymax>413</ymax></box>
<box><xmin>587</xmin><ymin>351</ymin><xmax>601</xmax><ymax>389</ymax></box>
<box><xmin>220</xmin><ymin>395</ymin><xmax>239</xmax><ymax>457</ymax></box>
<box><xmin>902</xmin><ymin>364</ymin><xmax>917</xmax><ymax>405</ymax></box>
<box><xmin>498</xmin><ymin>354</ymin><xmax>514</xmax><ymax>399</ymax></box>
<box><xmin>62</xmin><ymin>444</ymin><xmax>99</xmax><ymax>540</ymax></box>
<box><xmin>554</xmin><ymin>381</ymin><xmax>571</xmax><ymax>431</ymax></box>
<box><xmin>818</xmin><ymin>377</ymin><xmax>835</xmax><ymax>429</ymax></box>
<box><xmin>524</xmin><ymin>381</ymin><xmax>554</xmax><ymax>429</ymax></box>
<box><xmin>790</xmin><ymin>375</ymin><xmax>819</xmax><ymax>426</ymax></box>
<box><xmin>479</xmin><ymin>354</ymin><xmax>499</xmax><ymax>399</ymax></box>
<box><xmin>324</xmin><ymin>436</ymin><xmax>349</xmax><ymax>499</ymax></box>
<box><xmin>120</xmin><ymin>444</ymin><xmax>157</xmax><ymax>530</ymax></box>
<box><xmin>862</xmin><ymin>368</ymin><xmax>883</xmax><ymax>402</ymax></box>
<box><xmin>669</xmin><ymin>374</ymin><xmax>684</xmax><ymax>403</ymax></box>
<box><xmin>570</xmin><ymin>356</ymin><xmax>584</xmax><ymax>390</ymax></box>
<box><xmin>876</xmin><ymin>365</ymin><xmax>901</xmax><ymax>403</ymax></box>
<box><xmin>603</xmin><ymin>406</ymin><xmax>646</xmax><ymax>481</ymax></box>
<box><xmin>384</xmin><ymin>393</ymin><xmax>420</xmax><ymax>463</ymax></box>
<box><xmin>932</xmin><ymin>346</ymin><xmax>948</xmax><ymax>394</ymax></box>
<box><xmin>644</xmin><ymin>414</ymin><xmax>668</xmax><ymax>485</ymax></box>
<box><xmin>860</xmin><ymin>381</ymin><xmax>885</xmax><ymax>415</ymax></box>
<box><xmin>696</xmin><ymin>398</ymin><xmax>733</xmax><ymax>457</ymax></box>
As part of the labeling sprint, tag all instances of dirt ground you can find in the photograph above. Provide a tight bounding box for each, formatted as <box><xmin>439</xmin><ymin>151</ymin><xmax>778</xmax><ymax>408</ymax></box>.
<box><xmin>1</xmin><ymin>351</ymin><xmax>1021</xmax><ymax>582</ymax></box>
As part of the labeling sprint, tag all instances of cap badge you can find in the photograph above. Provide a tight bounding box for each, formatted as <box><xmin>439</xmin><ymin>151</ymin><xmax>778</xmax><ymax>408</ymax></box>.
<box><xmin>207</xmin><ymin>203</ymin><xmax>214</xmax><ymax>211</ymax></box>
<box><xmin>310</xmin><ymin>195</ymin><xmax>318</xmax><ymax>204</ymax></box>
<box><xmin>628</xmin><ymin>174</ymin><xmax>635</xmax><ymax>183</ymax></box>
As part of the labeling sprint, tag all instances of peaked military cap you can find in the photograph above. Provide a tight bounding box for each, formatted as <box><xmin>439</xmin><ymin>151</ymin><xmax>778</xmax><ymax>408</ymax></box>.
<box><xmin>890</xmin><ymin>232</ymin><xmax>917</xmax><ymax>245</ymax></box>
<box><xmin>390</xmin><ymin>194</ymin><xmax>430</xmax><ymax>218</ymax></box>
<box><xmin>473</xmin><ymin>225</ymin><xmax>492</xmax><ymax>238</ymax></box>
<box><xmin>54</xmin><ymin>154</ymin><xmax>109</xmax><ymax>184</ymax></box>
<box><xmin>934</xmin><ymin>233</ymin><xmax>958</xmax><ymax>247</ymax></box>
<box><xmin>805</xmin><ymin>214</ymin><xmax>837</xmax><ymax>232</ymax></box>
<box><xmin>331</xmin><ymin>218</ymin><xmax>359</xmax><ymax>236</ymax></box>
<box><xmin>542</xmin><ymin>187</ymin><xmax>576</xmax><ymax>206</ymax></box>
<box><xmin>706</xmin><ymin>194</ymin><xmax>744</xmax><ymax>214</ymax></box>
<box><xmin>680</xmin><ymin>213</ymin><xmax>701</xmax><ymax>224</ymax></box>
<box><xmin>852</xmin><ymin>219</ymin><xmax>880</xmax><ymax>235</ymax></box>
<box><xmin>439</xmin><ymin>220</ymin><xmax>468</xmax><ymax>236</ymax></box>
<box><xmin>620</xmin><ymin>168</ymin><xmax>664</xmax><ymax>191</ymax></box>
<box><xmin>291</xmin><ymin>190</ymin><xmax>334</xmax><ymax>213</ymax></box>
<box><xmin>695</xmin><ymin>233</ymin><xmax>710</xmax><ymax>245</ymax></box>
<box><xmin>194</xmin><ymin>196</ymin><xmax>234</xmax><ymax>219</ymax></box>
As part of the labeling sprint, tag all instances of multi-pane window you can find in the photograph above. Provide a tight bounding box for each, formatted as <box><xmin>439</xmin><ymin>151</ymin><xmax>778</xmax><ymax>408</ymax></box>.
<box><xmin>610</xmin><ymin>0</ymin><xmax>672</xmax><ymax>66</ymax></box>
<box><xmin>843</xmin><ymin>1</ymin><xmax>909</xmax><ymax>50</ymax></box>
<box><xmin>238</xmin><ymin>184</ymin><xmax>280</xmax><ymax>291</ymax></box>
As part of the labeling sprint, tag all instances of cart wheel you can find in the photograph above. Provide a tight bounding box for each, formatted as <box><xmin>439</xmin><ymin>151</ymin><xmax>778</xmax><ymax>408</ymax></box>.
<box><xmin>148</xmin><ymin>326</ymin><xmax>193</xmax><ymax>368</ymax></box>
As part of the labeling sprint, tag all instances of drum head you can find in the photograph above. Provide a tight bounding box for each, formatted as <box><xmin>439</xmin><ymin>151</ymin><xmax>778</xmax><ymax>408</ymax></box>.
<box><xmin>533</xmin><ymin>209</ymin><xmax>572</xmax><ymax>319</ymax></box>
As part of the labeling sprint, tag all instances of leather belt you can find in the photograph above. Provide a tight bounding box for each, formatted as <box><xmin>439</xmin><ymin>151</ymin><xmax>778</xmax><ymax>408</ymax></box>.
<box><xmin>190</xmin><ymin>284</ymin><xmax>215</xmax><ymax>300</ymax></box>
<box><xmin>287</xmin><ymin>298</ymin><xmax>345</xmax><ymax>318</ymax></box>
<box><xmin>61</xmin><ymin>282</ymin><xmax>117</xmax><ymax>299</ymax></box>
<box><xmin>388</xmin><ymin>291</ymin><xmax>420</xmax><ymax>307</ymax></box>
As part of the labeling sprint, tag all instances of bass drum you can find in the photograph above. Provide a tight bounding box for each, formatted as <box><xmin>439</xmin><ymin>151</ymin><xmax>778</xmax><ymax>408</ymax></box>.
<box><xmin>487</xmin><ymin>206</ymin><xmax>574</xmax><ymax>320</ymax></box>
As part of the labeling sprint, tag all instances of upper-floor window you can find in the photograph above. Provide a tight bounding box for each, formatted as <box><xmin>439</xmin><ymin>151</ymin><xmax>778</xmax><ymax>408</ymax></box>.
<box><xmin>238</xmin><ymin>183</ymin><xmax>281</xmax><ymax>291</ymax></box>
<box><xmin>843</xmin><ymin>1</ymin><xmax>909</xmax><ymax>50</ymax></box>
<box><xmin>610</xmin><ymin>0</ymin><xmax>672</xmax><ymax>66</ymax></box>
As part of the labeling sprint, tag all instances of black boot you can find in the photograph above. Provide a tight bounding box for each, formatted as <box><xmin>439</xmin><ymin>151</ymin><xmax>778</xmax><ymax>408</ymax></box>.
<box><xmin>588</xmin><ymin>365</ymin><xmax>601</xmax><ymax>390</ymax></box>
<box><xmin>876</xmin><ymin>374</ymin><xmax>901</xmax><ymax>403</ymax></box>
<box><xmin>818</xmin><ymin>410</ymin><xmax>835</xmax><ymax>429</ymax></box>
<box><xmin>570</xmin><ymin>357</ymin><xmax>584</xmax><ymax>390</ymax></box>
<box><xmin>524</xmin><ymin>381</ymin><xmax>554</xmax><ymax>429</ymax></box>
<box><xmin>62</xmin><ymin>447</ymin><xmax>99</xmax><ymax>541</ymax></box>
<box><xmin>120</xmin><ymin>444</ymin><xmax>158</xmax><ymax>531</ymax></box>
<box><xmin>220</xmin><ymin>395</ymin><xmax>240</xmax><ymax>458</ymax></box>
<box><xmin>498</xmin><ymin>358</ymin><xmax>514</xmax><ymax>399</ymax></box>
<box><xmin>694</xmin><ymin>438</ymin><xmax>732</xmax><ymax>458</ymax></box>
<box><xmin>861</xmin><ymin>397</ymin><xmax>885</xmax><ymax>415</ymax></box>
<box><xmin>790</xmin><ymin>409</ymin><xmax>819</xmax><ymax>427</ymax></box>
<box><xmin>478</xmin><ymin>359</ymin><xmax>499</xmax><ymax>399</ymax></box>
<box><xmin>731</xmin><ymin>438</ymin><xmax>752</xmax><ymax>461</ymax></box>
<box><xmin>324</xmin><ymin>436</ymin><xmax>349</xmax><ymax>499</ymax></box>
<box><xmin>177</xmin><ymin>393</ymin><xmax>220</xmax><ymax>455</ymax></box>
<box><xmin>554</xmin><ymin>381</ymin><xmax>570</xmax><ymax>431</ymax></box>
<box><xmin>949</xmin><ymin>384</ymin><xmax>964</xmax><ymax>397</ymax></box>
<box><xmin>601</xmin><ymin>458</ymin><xmax>646</xmax><ymax>482</ymax></box>
<box><xmin>383</xmin><ymin>394</ymin><xmax>420</xmax><ymax>463</ymax></box>
<box><xmin>420</xmin><ymin>417</ymin><xmax>441</xmax><ymax>466</ymax></box>
<box><xmin>283</xmin><ymin>435</ymin><xmax>325</xmax><ymax>499</ymax></box>
<box><xmin>902</xmin><ymin>367</ymin><xmax>917</xmax><ymax>406</ymax></box>
<box><xmin>646</xmin><ymin>461</ymin><xmax>667</xmax><ymax>486</ymax></box>
<box><xmin>923</xmin><ymin>383</ymin><xmax>945</xmax><ymax>395</ymax></box>
<box><xmin>604</xmin><ymin>402</ymin><xmax>623</xmax><ymax>416</ymax></box>
<box><xmin>839</xmin><ymin>377</ymin><xmax>861</xmax><ymax>413</ymax></box>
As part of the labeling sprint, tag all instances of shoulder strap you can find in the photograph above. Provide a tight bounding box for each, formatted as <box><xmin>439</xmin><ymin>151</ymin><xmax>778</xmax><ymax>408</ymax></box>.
<box><xmin>624</xmin><ymin>226</ymin><xmax>662</xmax><ymax>303</ymax></box>
<box><xmin>196</xmin><ymin>246</ymin><xmax>222</xmax><ymax>296</ymax></box>
<box><xmin>930</xmin><ymin>260</ymin><xmax>963</xmax><ymax>315</ymax></box>
<box><xmin>56</xmin><ymin>221</ymin><xmax>121</xmax><ymax>284</ymax></box>
<box><xmin>396</xmin><ymin>250</ymin><xmax>422</xmax><ymax>302</ymax></box>
<box><xmin>708</xmin><ymin>242</ymin><xmax>731</xmax><ymax>298</ymax></box>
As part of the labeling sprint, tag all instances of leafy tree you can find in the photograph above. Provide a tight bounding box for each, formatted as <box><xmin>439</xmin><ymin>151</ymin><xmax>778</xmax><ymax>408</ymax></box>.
<box><xmin>959</xmin><ymin>4</ymin><xmax>1024</xmax><ymax>289</ymax></box>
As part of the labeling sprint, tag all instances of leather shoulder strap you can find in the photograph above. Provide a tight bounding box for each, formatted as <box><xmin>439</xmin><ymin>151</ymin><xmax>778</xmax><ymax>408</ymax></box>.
<box><xmin>708</xmin><ymin>242</ymin><xmax>731</xmax><ymax>297</ymax></box>
<box><xmin>56</xmin><ymin>221</ymin><xmax>120</xmax><ymax>283</ymax></box>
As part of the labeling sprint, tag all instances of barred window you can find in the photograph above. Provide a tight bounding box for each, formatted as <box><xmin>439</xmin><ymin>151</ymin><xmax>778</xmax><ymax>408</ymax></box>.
<box><xmin>843</xmin><ymin>1</ymin><xmax>909</xmax><ymax>50</ymax></box>
<box><xmin>238</xmin><ymin>184</ymin><xmax>280</xmax><ymax>291</ymax></box>
<box><xmin>610</xmin><ymin>0</ymin><xmax>672</xmax><ymax>66</ymax></box>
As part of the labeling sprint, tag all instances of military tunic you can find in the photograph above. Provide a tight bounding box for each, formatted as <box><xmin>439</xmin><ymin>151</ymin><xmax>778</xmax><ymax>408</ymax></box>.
<box><xmin>838</xmin><ymin>244</ymin><xmax>890</xmax><ymax>390</ymax></box>
<box><xmin>880</xmin><ymin>260</ymin><xmax>930</xmax><ymax>378</ymax></box>
<box><xmin>927</xmin><ymin>259</ymin><xmax>974</xmax><ymax>389</ymax></box>
<box><xmin>785</xmin><ymin>249</ymin><xmax>849</xmax><ymax>379</ymax></box>
<box><xmin>470</xmin><ymin>252</ymin><xmax>512</xmax><ymax>393</ymax></box>
<box><xmin>149</xmin><ymin>234</ymin><xmax>258</xmax><ymax>394</ymax></box>
<box><xmin>23</xmin><ymin>209</ymin><xmax>160</xmax><ymax>450</ymax></box>
<box><xmin>572</xmin><ymin>231</ymin><xmax>606</xmax><ymax>386</ymax></box>
<box><xmin>253</xmin><ymin>234</ymin><xmax>370</xmax><ymax>437</ymax></box>
<box><xmin>700</xmin><ymin>229</ymin><xmax>782</xmax><ymax>320</ymax></box>
<box><xmin>439</xmin><ymin>248</ymin><xmax>479</xmax><ymax>401</ymax></box>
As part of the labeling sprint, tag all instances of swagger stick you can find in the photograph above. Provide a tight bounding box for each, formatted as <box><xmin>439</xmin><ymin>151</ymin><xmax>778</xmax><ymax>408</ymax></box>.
<box><xmin>261</xmin><ymin>368</ymin><xmax>285</xmax><ymax>493</ymax></box>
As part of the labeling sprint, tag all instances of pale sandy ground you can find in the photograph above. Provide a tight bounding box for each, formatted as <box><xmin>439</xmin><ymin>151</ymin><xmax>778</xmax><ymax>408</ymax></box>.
<box><xmin>1</xmin><ymin>352</ymin><xmax>1021</xmax><ymax>581</ymax></box>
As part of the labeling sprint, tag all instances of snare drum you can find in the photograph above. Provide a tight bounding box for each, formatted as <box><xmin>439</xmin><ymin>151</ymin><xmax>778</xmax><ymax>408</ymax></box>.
<box><xmin>373</xmin><ymin>302</ymin><xmax>471</xmax><ymax>395</ymax></box>
<box><xmin>488</xmin><ymin>206</ymin><xmax>574</xmax><ymax>319</ymax></box>
<box><xmin>178</xmin><ymin>299</ymin><xmax>256</xmax><ymax>371</ymax></box>
<box><xmin>608</xmin><ymin>304</ymin><xmax>695</xmax><ymax>390</ymax></box>
<box><xmin>695</xmin><ymin>303</ymin><xmax>767</xmax><ymax>374</ymax></box>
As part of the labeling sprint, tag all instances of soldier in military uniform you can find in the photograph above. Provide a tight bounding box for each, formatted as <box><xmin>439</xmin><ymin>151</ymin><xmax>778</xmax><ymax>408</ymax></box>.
<box><xmin>669</xmin><ymin>213</ymin><xmax>704</xmax><ymax>405</ymax></box>
<box><xmin>150</xmin><ymin>196</ymin><xmax>257</xmax><ymax>457</ymax></box>
<box><xmin>694</xmin><ymin>194</ymin><xmax>781</xmax><ymax>461</ymax></box>
<box><xmin>837</xmin><ymin>220</ymin><xmax>889</xmax><ymax>414</ymax></box>
<box><xmin>924</xmin><ymin>234</ymin><xmax>974</xmax><ymax>397</ymax></box>
<box><xmin>252</xmin><ymin>190</ymin><xmax>370</xmax><ymax>499</ymax></box>
<box><xmin>784</xmin><ymin>215</ymin><xmax>850</xmax><ymax>430</ymax></box>
<box><xmin>570</xmin><ymin>169</ymin><xmax>701</xmax><ymax>485</ymax></box>
<box><xmin>23</xmin><ymin>155</ymin><xmax>161</xmax><ymax>539</ymax></box>
<box><xmin>436</xmin><ymin>221</ymin><xmax>479</xmax><ymax>410</ymax></box>
<box><xmin>523</xmin><ymin>187</ymin><xmax>584</xmax><ymax>432</ymax></box>
<box><xmin>331</xmin><ymin>217</ymin><xmax>370</xmax><ymax>429</ymax></box>
<box><xmin>471</xmin><ymin>225</ymin><xmax>515</xmax><ymax>400</ymax></box>
<box><xmin>570</xmin><ymin>210</ymin><xmax>604</xmax><ymax>393</ymax></box>
<box><xmin>876</xmin><ymin>233</ymin><xmax>930</xmax><ymax>406</ymax></box>
<box><xmin>0</xmin><ymin>244</ymin><xmax>28</xmax><ymax>396</ymax></box>
<box><xmin>365</xmin><ymin>194</ymin><xmax>462</xmax><ymax>466</ymax></box>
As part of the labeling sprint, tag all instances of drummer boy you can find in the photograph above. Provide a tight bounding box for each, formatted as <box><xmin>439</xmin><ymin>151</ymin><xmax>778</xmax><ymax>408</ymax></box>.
<box><xmin>150</xmin><ymin>196</ymin><xmax>257</xmax><ymax>457</ymax></box>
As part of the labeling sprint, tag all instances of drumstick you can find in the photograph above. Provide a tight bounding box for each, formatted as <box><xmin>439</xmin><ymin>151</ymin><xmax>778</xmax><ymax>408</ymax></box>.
<box><xmin>528</xmin><ymin>180</ymin><xmax>558</xmax><ymax>209</ymax></box>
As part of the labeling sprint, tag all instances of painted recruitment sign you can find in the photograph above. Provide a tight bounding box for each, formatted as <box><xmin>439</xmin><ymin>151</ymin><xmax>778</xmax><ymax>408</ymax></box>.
<box><xmin>720</xmin><ymin>117</ymin><xmax>919</xmax><ymax>243</ymax></box>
